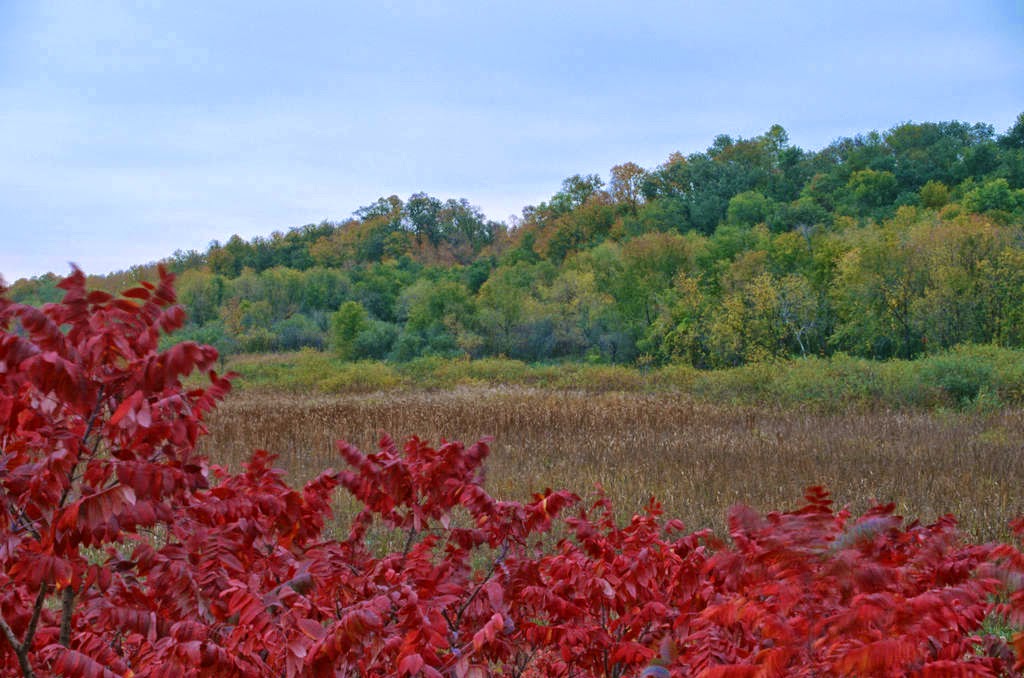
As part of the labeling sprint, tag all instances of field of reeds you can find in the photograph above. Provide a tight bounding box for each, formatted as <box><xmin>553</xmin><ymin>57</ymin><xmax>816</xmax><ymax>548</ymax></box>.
<box><xmin>200</xmin><ymin>385</ymin><xmax>1024</xmax><ymax>543</ymax></box>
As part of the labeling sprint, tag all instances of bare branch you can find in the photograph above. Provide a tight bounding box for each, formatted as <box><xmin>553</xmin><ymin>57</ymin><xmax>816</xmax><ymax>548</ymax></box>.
<box><xmin>0</xmin><ymin>613</ymin><xmax>22</xmax><ymax>653</ymax></box>
<box><xmin>0</xmin><ymin>611</ymin><xmax>35</xmax><ymax>678</ymax></box>
<box><xmin>22</xmin><ymin>583</ymin><xmax>49</xmax><ymax>651</ymax></box>
<box><xmin>59</xmin><ymin>587</ymin><xmax>74</xmax><ymax>647</ymax></box>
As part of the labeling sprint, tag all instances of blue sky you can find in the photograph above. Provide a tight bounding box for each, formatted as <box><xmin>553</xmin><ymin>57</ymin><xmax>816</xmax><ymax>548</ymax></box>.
<box><xmin>1</xmin><ymin>0</ymin><xmax>1022</xmax><ymax>282</ymax></box>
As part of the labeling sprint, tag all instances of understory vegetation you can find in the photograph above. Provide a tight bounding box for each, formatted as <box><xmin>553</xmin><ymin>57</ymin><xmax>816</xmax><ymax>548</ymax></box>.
<box><xmin>220</xmin><ymin>343</ymin><xmax>1024</xmax><ymax>412</ymax></box>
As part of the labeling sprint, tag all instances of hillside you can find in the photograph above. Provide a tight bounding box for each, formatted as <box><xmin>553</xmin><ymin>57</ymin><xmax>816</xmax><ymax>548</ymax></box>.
<box><xmin>9</xmin><ymin>114</ymin><xmax>1024</xmax><ymax>369</ymax></box>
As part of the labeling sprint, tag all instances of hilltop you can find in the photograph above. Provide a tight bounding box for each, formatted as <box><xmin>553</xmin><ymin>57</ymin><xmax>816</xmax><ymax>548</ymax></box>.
<box><xmin>9</xmin><ymin>114</ymin><xmax>1024</xmax><ymax>369</ymax></box>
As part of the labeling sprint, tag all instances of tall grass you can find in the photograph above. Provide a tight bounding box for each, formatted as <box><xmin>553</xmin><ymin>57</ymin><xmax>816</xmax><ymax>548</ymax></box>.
<box><xmin>200</xmin><ymin>386</ymin><xmax>1024</xmax><ymax>542</ymax></box>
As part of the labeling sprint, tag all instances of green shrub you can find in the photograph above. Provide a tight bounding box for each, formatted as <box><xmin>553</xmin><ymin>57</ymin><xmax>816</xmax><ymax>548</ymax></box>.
<box><xmin>239</xmin><ymin>327</ymin><xmax>278</xmax><ymax>353</ymax></box>
<box><xmin>315</xmin><ymin>361</ymin><xmax>402</xmax><ymax>393</ymax></box>
<box><xmin>553</xmin><ymin>364</ymin><xmax>645</xmax><ymax>392</ymax></box>
<box><xmin>651</xmin><ymin>363</ymin><xmax>699</xmax><ymax>390</ymax></box>
<box><xmin>919</xmin><ymin>346</ymin><xmax>997</xmax><ymax>405</ymax></box>
<box><xmin>434</xmin><ymin>357</ymin><xmax>533</xmax><ymax>385</ymax></box>
<box><xmin>353</xmin><ymin>320</ymin><xmax>399</xmax><ymax>360</ymax></box>
<box><xmin>397</xmin><ymin>355</ymin><xmax>455</xmax><ymax>387</ymax></box>
<box><xmin>221</xmin><ymin>345</ymin><xmax>1024</xmax><ymax>409</ymax></box>
<box><xmin>273</xmin><ymin>314</ymin><xmax>326</xmax><ymax>351</ymax></box>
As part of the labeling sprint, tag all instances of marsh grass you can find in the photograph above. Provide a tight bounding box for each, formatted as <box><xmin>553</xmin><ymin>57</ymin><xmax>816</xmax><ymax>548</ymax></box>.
<box><xmin>200</xmin><ymin>386</ymin><xmax>1024</xmax><ymax>543</ymax></box>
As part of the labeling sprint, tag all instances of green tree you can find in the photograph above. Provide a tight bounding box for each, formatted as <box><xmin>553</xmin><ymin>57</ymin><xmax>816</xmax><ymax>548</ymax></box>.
<box><xmin>642</xmin><ymin>273</ymin><xmax>707</xmax><ymax>365</ymax></box>
<box><xmin>273</xmin><ymin>313</ymin><xmax>325</xmax><ymax>351</ymax></box>
<box><xmin>726</xmin><ymin>190</ymin><xmax>774</xmax><ymax>227</ymax></box>
<box><xmin>704</xmin><ymin>252</ymin><xmax>786</xmax><ymax>365</ymax></box>
<box><xmin>549</xmin><ymin>174</ymin><xmax>606</xmax><ymax>214</ymax></box>
<box><xmin>977</xmin><ymin>248</ymin><xmax>1024</xmax><ymax>346</ymax></box>
<box><xmin>910</xmin><ymin>216</ymin><xmax>1007</xmax><ymax>348</ymax></box>
<box><xmin>261</xmin><ymin>266</ymin><xmax>305</xmax><ymax>319</ymax></box>
<box><xmin>962</xmin><ymin>178</ymin><xmax>1023</xmax><ymax>214</ymax></box>
<box><xmin>842</xmin><ymin>169</ymin><xmax>899</xmax><ymax>218</ymax></box>
<box><xmin>394</xmin><ymin>278</ymin><xmax>475</xmax><ymax>359</ymax></box>
<box><xmin>351</xmin><ymin>262</ymin><xmax>417</xmax><ymax>322</ymax></box>
<box><xmin>300</xmin><ymin>267</ymin><xmax>351</xmax><ymax>313</ymax></box>
<box><xmin>330</xmin><ymin>300</ymin><xmax>371</xmax><ymax>360</ymax></box>
<box><xmin>352</xmin><ymin>319</ymin><xmax>399</xmax><ymax>360</ymax></box>
<box><xmin>829</xmin><ymin>223</ymin><xmax>928</xmax><ymax>359</ymax></box>
<box><xmin>544</xmin><ymin>198</ymin><xmax>616</xmax><ymax>261</ymax></box>
<box><xmin>623</xmin><ymin>196</ymin><xmax>690</xmax><ymax>236</ymax></box>
<box><xmin>476</xmin><ymin>264</ymin><xmax>538</xmax><ymax>357</ymax></box>
<box><xmin>541</xmin><ymin>268</ymin><xmax>611</xmax><ymax>357</ymax></box>
<box><xmin>776</xmin><ymin>274</ymin><xmax>823</xmax><ymax>356</ymax></box>
<box><xmin>405</xmin><ymin>192</ymin><xmax>443</xmax><ymax>245</ymax></box>
<box><xmin>919</xmin><ymin>180</ymin><xmax>950</xmax><ymax>209</ymax></box>
<box><xmin>176</xmin><ymin>270</ymin><xmax>226</xmax><ymax>326</ymax></box>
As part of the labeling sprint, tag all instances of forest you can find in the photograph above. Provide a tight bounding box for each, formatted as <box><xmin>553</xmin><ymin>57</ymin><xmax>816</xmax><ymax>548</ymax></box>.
<box><xmin>9</xmin><ymin>114</ymin><xmax>1024</xmax><ymax>368</ymax></box>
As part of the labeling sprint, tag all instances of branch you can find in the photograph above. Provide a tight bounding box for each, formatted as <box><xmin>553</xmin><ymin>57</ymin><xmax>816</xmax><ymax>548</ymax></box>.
<box><xmin>452</xmin><ymin>542</ymin><xmax>510</xmax><ymax>630</ymax></box>
<box><xmin>440</xmin><ymin>540</ymin><xmax>512</xmax><ymax>643</ymax></box>
<box><xmin>59</xmin><ymin>387</ymin><xmax>105</xmax><ymax>508</ymax></box>
<box><xmin>9</xmin><ymin>505</ymin><xmax>41</xmax><ymax>540</ymax></box>
<box><xmin>0</xmin><ymin>613</ymin><xmax>22</xmax><ymax>652</ymax></box>
<box><xmin>59</xmin><ymin>587</ymin><xmax>74</xmax><ymax>647</ymax></box>
<box><xmin>0</xmin><ymin>611</ymin><xmax>35</xmax><ymax>678</ymax></box>
<box><xmin>513</xmin><ymin>648</ymin><xmax>539</xmax><ymax>678</ymax></box>
<box><xmin>400</xmin><ymin>526</ymin><xmax>417</xmax><ymax>561</ymax></box>
<box><xmin>22</xmin><ymin>583</ymin><xmax>48</xmax><ymax>651</ymax></box>
<box><xmin>81</xmin><ymin>387</ymin><xmax>106</xmax><ymax>445</ymax></box>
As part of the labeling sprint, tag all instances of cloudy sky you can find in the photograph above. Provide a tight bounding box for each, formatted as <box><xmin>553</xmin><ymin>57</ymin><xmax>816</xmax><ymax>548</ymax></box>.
<box><xmin>1</xmin><ymin>0</ymin><xmax>1021</xmax><ymax>281</ymax></box>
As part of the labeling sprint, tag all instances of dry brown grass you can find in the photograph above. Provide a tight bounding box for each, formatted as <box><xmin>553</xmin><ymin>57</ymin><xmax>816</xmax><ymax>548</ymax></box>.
<box><xmin>200</xmin><ymin>386</ymin><xmax>1024</xmax><ymax>542</ymax></box>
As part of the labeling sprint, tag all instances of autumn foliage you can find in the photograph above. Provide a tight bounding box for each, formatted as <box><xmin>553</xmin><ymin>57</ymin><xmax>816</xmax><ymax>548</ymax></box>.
<box><xmin>3</xmin><ymin>269</ymin><xmax>1024</xmax><ymax>676</ymax></box>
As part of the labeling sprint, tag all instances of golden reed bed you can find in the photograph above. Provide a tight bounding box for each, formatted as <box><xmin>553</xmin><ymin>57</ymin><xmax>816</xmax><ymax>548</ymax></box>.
<box><xmin>201</xmin><ymin>386</ymin><xmax>1024</xmax><ymax>542</ymax></box>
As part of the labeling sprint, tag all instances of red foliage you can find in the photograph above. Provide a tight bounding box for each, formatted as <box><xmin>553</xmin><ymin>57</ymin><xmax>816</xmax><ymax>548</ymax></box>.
<box><xmin>3</xmin><ymin>269</ymin><xmax>1024</xmax><ymax>677</ymax></box>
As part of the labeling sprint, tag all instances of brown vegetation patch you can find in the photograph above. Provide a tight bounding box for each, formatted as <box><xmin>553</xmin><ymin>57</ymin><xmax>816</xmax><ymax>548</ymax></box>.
<box><xmin>201</xmin><ymin>387</ymin><xmax>1024</xmax><ymax>541</ymax></box>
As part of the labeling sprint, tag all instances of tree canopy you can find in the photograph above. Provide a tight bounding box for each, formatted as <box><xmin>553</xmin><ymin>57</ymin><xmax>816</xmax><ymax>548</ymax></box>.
<box><xmin>10</xmin><ymin>115</ymin><xmax>1024</xmax><ymax>367</ymax></box>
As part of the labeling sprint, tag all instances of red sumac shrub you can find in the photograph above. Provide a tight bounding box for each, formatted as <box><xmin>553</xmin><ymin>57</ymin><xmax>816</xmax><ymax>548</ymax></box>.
<box><xmin>2</xmin><ymin>268</ymin><xmax>1024</xmax><ymax>677</ymax></box>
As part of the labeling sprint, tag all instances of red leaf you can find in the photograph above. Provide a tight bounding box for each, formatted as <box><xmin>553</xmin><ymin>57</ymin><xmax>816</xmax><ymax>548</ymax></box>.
<box><xmin>50</xmin><ymin>648</ymin><xmax>123</xmax><ymax>678</ymax></box>
<box><xmin>109</xmin><ymin>391</ymin><xmax>143</xmax><ymax>427</ymax></box>
<box><xmin>122</xmin><ymin>287</ymin><xmax>152</xmax><ymax>301</ymax></box>
<box><xmin>297</xmin><ymin>618</ymin><xmax>327</xmax><ymax>640</ymax></box>
<box><xmin>472</xmin><ymin>613</ymin><xmax>504</xmax><ymax>652</ymax></box>
<box><xmin>399</xmin><ymin>652</ymin><xmax>425</xmax><ymax>676</ymax></box>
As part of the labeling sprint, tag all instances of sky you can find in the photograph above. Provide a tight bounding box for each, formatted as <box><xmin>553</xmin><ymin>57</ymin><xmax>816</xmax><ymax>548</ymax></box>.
<box><xmin>1</xmin><ymin>1</ymin><xmax>1022</xmax><ymax>282</ymax></box>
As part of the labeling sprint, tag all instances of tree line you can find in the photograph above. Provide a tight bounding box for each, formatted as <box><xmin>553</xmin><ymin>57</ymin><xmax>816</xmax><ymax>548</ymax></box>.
<box><xmin>9</xmin><ymin>114</ymin><xmax>1024</xmax><ymax>367</ymax></box>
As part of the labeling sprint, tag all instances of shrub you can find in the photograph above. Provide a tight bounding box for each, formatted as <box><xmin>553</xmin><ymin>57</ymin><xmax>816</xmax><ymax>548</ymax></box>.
<box><xmin>315</xmin><ymin>360</ymin><xmax>402</xmax><ymax>393</ymax></box>
<box><xmin>273</xmin><ymin>313</ymin><xmax>326</xmax><ymax>351</ymax></box>
<box><xmin>553</xmin><ymin>364</ymin><xmax>645</xmax><ymax>391</ymax></box>
<box><xmin>329</xmin><ymin>300</ymin><xmax>370</xmax><ymax>360</ymax></box>
<box><xmin>352</xmin><ymin>318</ymin><xmax>399</xmax><ymax>360</ymax></box>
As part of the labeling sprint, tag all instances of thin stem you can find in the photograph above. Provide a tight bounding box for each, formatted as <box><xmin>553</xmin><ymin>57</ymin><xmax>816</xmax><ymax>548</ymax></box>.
<box><xmin>454</xmin><ymin>542</ymin><xmax>509</xmax><ymax>625</ymax></box>
<box><xmin>0</xmin><ymin>612</ymin><xmax>36</xmax><ymax>678</ymax></box>
<box><xmin>59</xmin><ymin>587</ymin><xmax>74</xmax><ymax>647</ymax></box>
<box><xmin>0</xmin><ymin>613</ymin><xmax>22</xmax><ymax>652</ymax></box>
<box><xmin>10</xmin><ymin>505</ymin><xmax>41</xmax><ymax>540</ymax></box>
<box><xmin>59</xmin><ymin>387</ymin><xmax>105</xmax><ymax>508</ymax></box>
<box><xmin>400</xmin><ymin>526</ymin><xmax>417</xmax><ymax>561</ymax></box>
<box><xmin>22</xmin><ymin>584</ymin><xmax>49</xmax><ymax>652</ymax></box>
